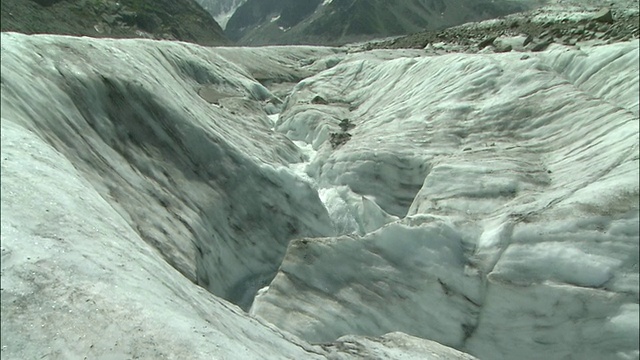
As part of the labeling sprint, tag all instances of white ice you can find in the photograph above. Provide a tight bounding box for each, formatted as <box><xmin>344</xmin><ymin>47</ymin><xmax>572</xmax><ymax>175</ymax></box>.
<box><xmin>255</xmin><ymin>40</ymin><xmax>640</xmax><ymax>359</ymax></box>
<box><xmin>1</xmin><ymin>30</ymin><xmax>638</xmax><ymax>360</ymax></box>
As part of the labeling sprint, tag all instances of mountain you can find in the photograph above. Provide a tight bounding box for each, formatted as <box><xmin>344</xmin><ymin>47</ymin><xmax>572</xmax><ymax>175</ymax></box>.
<box><xmin>0</xmin><ymin>0</ymin><xmax>229</xmax><ymax>45</ymax></box>
<box><xmin>225</xmin><ymin>0</ymin><xmax>538</xmax><ymax>45</ymax></box>
<box><xmin>194</xmin><ymin>0</ymin><xmax>248</xmax><ymax>29</ymax></box>
<box><xmin>2</xmin><ymin>1</ymin><xmax>639</xmax><ymax>359</ymax></box>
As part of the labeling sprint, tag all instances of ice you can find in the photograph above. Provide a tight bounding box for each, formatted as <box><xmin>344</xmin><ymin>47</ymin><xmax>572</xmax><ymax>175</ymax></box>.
<box><xmin>250</xmin><ymin>218</ymin><xmax>483</xmax><ymax>345</ymax></box>
<box><xmin>0</xmin><ymin>120</ymin><xmax>324</xmax><ymax>359</ymax></box>
<box><xmin>324</xmin><ymin>332</ymin><xmax>479</xmax><ymax>360</ymax></box>
<box><xmin>252</xmin><ymin>40</ymin><xmax>640</xmax><ymax>359</ymax></box>
<box><xmin>0</xmin><ymin>32</ymin><xmax>339</xmax><ymax>355</ymax></box>
<box><xmin>319</xmin><ymin>186</ymin><xmax>399</xmax><ymax>235</ymax></box>
<box><xmin>2</xmin><ymin>30</ymin><xmax>638</xmax><ymax>359</ymax></box>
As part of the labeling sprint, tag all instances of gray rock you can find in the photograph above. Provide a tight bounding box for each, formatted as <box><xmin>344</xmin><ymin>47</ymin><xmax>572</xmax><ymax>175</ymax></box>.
<box><xmin>592</xmin><ymin>8</ymin><xmax>614</xmax><ymax>24</ymax></box>
<box><xmin>117</xmin><ymin>11</ymin><xmax>138</xmax><ymax>26</ymax></box>
<box><xmin>530</xmin><ymin>40</ymin><xmax>552</xmax><ymax>52</ymax></box>
<box><xmin>339</xmin><ymin>119</ymin><xmax>355</xmax><ymax>132</ymax></box>
<box><xmin>495</xmin><ymin>44</ymin><xmax>513</xmax><ymax>53</ymax></box>
<box><xmin>311</xmin><ymin>95</ymin><xmax>328</xmax><ymax>105</ymax></box>
<box><xmin>135</xmin><ymin>13</ymin><xmax>162</xmax><ymax>32</ymax></box>
<box><xmin>571</xmin><ymin>28</ymin><xmax>584</xmax><ymax>36</ymax></box>
<box><xmin>329</xmin><ymin>132</ymin><xmax>352</xmax><ymax>148</ymax></box>
<box><xmin>101</xmin><ymin>14</ymin><xmax>117</xmax><ymax>25</ymax></box>
<box><xmin>30</xmin><ymin>0</ymin><xmax>63</xmax><ymax>5</ymax></box>
<box><xmin>478</xmin><ymin>36</ymin><xmax>497</xmax><ymax>49</ymax></box>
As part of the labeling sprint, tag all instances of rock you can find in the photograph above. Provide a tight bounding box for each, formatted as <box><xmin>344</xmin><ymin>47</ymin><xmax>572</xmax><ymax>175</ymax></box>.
<box><xmin>478</xmin><ymin>36</ymin><xmax>496</xmax><ymax>49</ymax></box>
<box><xmin>101</xmin><ymin>14</ymin><xmax>117</xmax><ymax>25</ymax></box>
<box><xmin>135</xmin><ymin>13</ymin><xmax>162</xmax><ymax>32</ymax></box>
<box><xmin>93</xmin><ymin>24</ymin><xmax>104</xmax><ymax>34</ymax></box>
<box><xmin>571</xmin><ymin>28</ymin><xmax>584</xmax><ymax>36</ymax></box>
<box><xmin>592</xmin><ymin>8</ymin><xmax>614</xmax><ymax>24</ymax></box>
<box><xmin>106</xmin><ymin>1</ymin><xmax>121</xmax><ymax>13</ymax></box>
<box><xmin>339</xmin><ymin>119</ymin><xmax>355</xmax><ymax>132</ymax></box>
<box><xmin>329</xmin><ymin>132</ymin><xmax>352</xmax><ymax>148</ymax></box>
<box><xmin>495</xmin><ymin>44</ymin><xmax>513</xmax><ymax>53</ymax></box>
<box><xmin>117</xmin><ymin>11</ymin><xmax>138</xmax><ymax>26</ymax></box>
<box><xmin>311</xmin><ymin>95</ymin><xmax>328</xmax><ymax>105</ymax></box>
<box><xmin>530</xmin><ymin>40</ymin><xmax>552</xmax><ymax>52</ymax></box>
<box><xmin>523</xmin><ymin>35</ymin><xmax>534</xmax><ymax>46</ymax></box>
<box><xmin>30</xmin><ymin>0</ymin><xmax>63</xmax><ymax>6</ymax></box>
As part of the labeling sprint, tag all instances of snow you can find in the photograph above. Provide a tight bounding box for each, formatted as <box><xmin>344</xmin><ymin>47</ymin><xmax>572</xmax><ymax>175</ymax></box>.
<box><xmin>195</xmin><ymin>0</ymin><xmax>248</xmax><ymax>30</ymax></box>
<box><xmin>1</xmin><ymin>29</ymin><xmax>638</xmax><ymax>360</ymax></box>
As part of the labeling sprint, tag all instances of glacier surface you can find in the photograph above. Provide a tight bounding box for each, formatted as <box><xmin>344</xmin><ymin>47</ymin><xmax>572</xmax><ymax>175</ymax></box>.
<box><xmin>1</xmin><ymin>31</ymin><xmax>638</xmax><ymax>359</ymax></box>
<box><xmin>256</xmin><ymin>40</ymin><xmax>640</xmax><ymax>359</ymax></box>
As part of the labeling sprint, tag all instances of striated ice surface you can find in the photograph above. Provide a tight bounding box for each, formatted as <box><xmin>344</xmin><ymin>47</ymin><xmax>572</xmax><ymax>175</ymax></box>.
<box><xmin>1</xmin><ymin>30</ymin><xmax>638</xmax><ymax>359</ymax></box>
<box><xmin>256</xmin><ymin>40</ymin><xmax>640</xmax><ymax>359</ymax></box>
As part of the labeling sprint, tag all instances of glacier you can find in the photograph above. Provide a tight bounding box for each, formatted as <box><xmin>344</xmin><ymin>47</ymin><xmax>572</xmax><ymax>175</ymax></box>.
<box><xmin>1</xmin><ymin>30</ymin><xmax>638</xmax><ymax>359</ymax></box>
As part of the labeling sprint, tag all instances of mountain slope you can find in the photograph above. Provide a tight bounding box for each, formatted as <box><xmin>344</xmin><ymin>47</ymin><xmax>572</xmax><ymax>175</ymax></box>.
<box><xmin>0</xmin><ymin>0</ymin><xmax>229</xmax><ymax>45</ymax></box>
<box><xmin>194</xmin><ymin>0</ymin><xmax>248</xmax><ymax>29</ymax></box>
<box><xmin>226</xmin><ymin>0</ymin><xmax>537</xmax><ymax>45</ymax></box>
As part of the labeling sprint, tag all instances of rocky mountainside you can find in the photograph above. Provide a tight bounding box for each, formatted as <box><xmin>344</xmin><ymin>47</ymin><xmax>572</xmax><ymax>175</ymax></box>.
<box><xmin>372</xmin><ymin>2</ymin><xmax>639</xmax><ymax>52</ymax></box>
<box><xmin>194</xmin><ymin>0</ymin><xmax>248</xmax><ymax>29</ymax></box>
<box><xmin>0</xmin><ymin>0</ymin><xmax>229</xmax><ymax>46</ymax></box>
<box><xmin>225</xmin><ymin>0</ymin><xmax>538</xmax><ymax>45</ymax></box>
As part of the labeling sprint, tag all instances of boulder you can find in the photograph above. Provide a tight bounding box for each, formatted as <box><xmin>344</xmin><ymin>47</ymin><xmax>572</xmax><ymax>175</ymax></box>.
<box><xmin>495</xmin><ymin>44</ymin><xmax>513</xmax><ymax>53</ymax></box>
<box><xmin>478</xmin><ymin>36</ymin><xmax>496</xmax><ymax>49</ymax></box>
<box><xmin>592</xmin><ymin>8</ymin><xmax>614</xmax><ymax>24</ymax></box>
<box><xmin>529</xmin><ymin>40</ymin><xmax>553</xmax><ymax>52</ymax></box>
<box><xmin>311</xmin><ymin>95</ymin><xmax>328</xmax><ymax>105</ymax></box>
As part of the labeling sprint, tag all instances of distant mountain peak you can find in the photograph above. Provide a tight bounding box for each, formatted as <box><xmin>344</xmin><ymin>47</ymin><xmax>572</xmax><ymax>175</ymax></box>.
<box><xmin>194</xmin><ymin>0</ymin><xmax>248</xmax><ymax>29</ymax></box>
<box><xmin>225</xmin><ymin>0</ymin><xmax>534</xmax><ymax>45</ymax></box>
